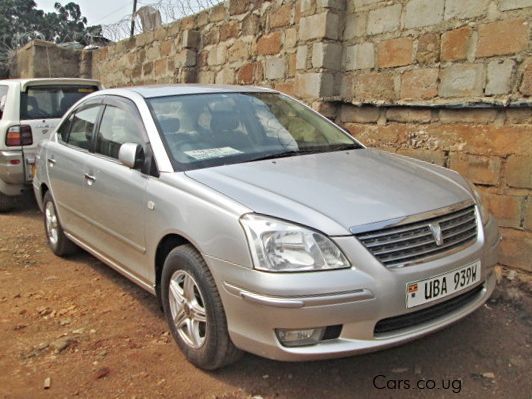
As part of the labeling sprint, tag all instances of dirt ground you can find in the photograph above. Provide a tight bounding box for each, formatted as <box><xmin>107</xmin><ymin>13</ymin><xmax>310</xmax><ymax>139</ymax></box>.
<box><xmin>1</xmin><ymin>196</ymin><xmax>531</xmax><ymax>399</ymax></box>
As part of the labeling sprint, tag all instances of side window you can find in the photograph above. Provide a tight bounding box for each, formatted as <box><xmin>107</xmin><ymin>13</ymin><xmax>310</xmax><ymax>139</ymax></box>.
<box><xmin>57</xmin><ymin>113</ymin><xmax>74</xmax><ymax>142</ymax></box>
<box><xmin>0</xmin><ymin>85</ymin><xmax>8</xmax><ymax>119</ymax></box>
<box><xmin>95</xmin><ymin>105</ymin><xmax>144</xmax><ymax>160</ymax></box>
<box><xmin>67</xmin><ymin>106</ymin><xmax>101</xmax><ymax>150</ymax></box>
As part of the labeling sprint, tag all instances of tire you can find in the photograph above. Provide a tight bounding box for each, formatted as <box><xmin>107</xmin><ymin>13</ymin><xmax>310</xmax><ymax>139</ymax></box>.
<box><xmin>43</xmin><ymin>191</ymin><xmax>77</xmax><ymax>256</ymax></box>
<box><xmin>161</xmin><ymin>244</ymin><xmax>242</xmax><ymax>370</ymax></box>
<box><xmin>0</xmin><ymin>193</ymin><xmax>15</xmax><ymax>212</ymax></box>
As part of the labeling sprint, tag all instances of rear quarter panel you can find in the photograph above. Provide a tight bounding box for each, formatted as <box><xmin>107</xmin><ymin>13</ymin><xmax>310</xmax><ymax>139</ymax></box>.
<box><xmin>0</xmin><ymin>82</ymin><xmax>21</xmax><ymax>151</ymax></box>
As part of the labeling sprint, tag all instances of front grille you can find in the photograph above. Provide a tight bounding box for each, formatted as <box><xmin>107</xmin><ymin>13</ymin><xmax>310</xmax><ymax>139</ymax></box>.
<box><xmin>355</xmin><ymin>205</ymin><xmax>478</xmax><ymax>268</ymax></box>
<box><xmin>374</xmin><ymin>284</ymin><xmax>484</xmax><ymax>335</ymax></box>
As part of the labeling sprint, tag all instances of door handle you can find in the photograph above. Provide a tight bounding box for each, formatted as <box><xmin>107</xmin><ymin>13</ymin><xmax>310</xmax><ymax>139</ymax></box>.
<box><xmin>47</xmin><ymin>157</ymin><xmax>56</xmax><ymax>166</ymax></box>
<box><xmin>84</xmin><ymin>173</ymin><xmax>96</xmax><ymax>185</ymax></box>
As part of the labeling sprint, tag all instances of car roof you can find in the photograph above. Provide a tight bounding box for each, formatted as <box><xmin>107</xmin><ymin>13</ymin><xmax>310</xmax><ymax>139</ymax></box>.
<box><xmin>0</xmin><ymin>78</ymin><xmax>100</xmax><ymax>90</ymax></box>
<box><xmin>100</xmin><ymin>84</ymin><xmax>277</xmax><ymax>99</ymax></box>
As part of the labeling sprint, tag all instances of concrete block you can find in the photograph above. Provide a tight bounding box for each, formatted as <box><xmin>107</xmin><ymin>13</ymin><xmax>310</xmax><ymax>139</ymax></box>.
<box><xmin>401</xmin><ymin>68</ymin><xmax>438</xmax><ymax>100</ymax></box>
<box><xmin>296</xmin><ymin>73</ymin><xmax>335</xmax><ymax>98</ymax></box>
<box><xmin>344</xmin><ymin>13</ymin><xmax>366</xmax><ymax>40</ymax></box>
<box><xmin>404</xmin><ymin>0</ymin><xmax>444</xmax><ymax>28</ymax></box>
<box><xmin>175</xmin><ymin>49</ymin><xmax>196</xmax><ymax>68</ymax></box>
<box><xmin>312</xmin><ymin>42</ymin><xmax>343</xmax><ymax>70</ymax></box>
<box><xmin>506</xmin><ymin>155</ymin><xmax>532</xmax><ymax>189</ymax></box>
<box><xmin>444</xmin><ymin>0</ymin><xmax>490</xmax><ymax>19</ymax></box>
<box><xmin>449</xmin><ymin>153</ymin><xmax>502</xmax><ymax>186</ymax></box>
<box><xmin>265</xmin><ymin>57</ymin><xmax>286</xmax><ymax>80</ymax></box>
<box><xmin>367</xmin><ymin>4</ymin><xmax>401</xmax><ymax>35</ymax></box>
<box><xmin>498</xmin><ymin>0</ymin><xmax>532</xmax><ymax>11</ymax></box>
<box><xmin>439</xmin><ymin>64</ymin><xmax>485</xmax><ymax>98</ymax></box>
<box><xmin>377</xmin><ymin>37</ymin><xmax>413</xmax><ymax>68</ymax></box>
<box><xmin>296</xmin><ymin>45</ymin><xmax>308</xmax><ymax>70</ymax></box>
<box><xmin>343</xmin><ymin>42</ymin><xmax>375</xmax><ymax>70</ymax></box>
<box><xmin>486</xmin><ymin>59</ymin><xmax>515</xmax><ymax>95</ymax></box>
<box><xmin>182</xmin><ymin>30</ymin><xmax>200</xmax><ymax>49</ymax></box>
<box><xmin>215</xmin><ymin>67</ymin><xmax>235</xmax><ymax>85</ymax></box>
<box><xmin>477</xmin><ymin>19</ymin><xmax>528</xmax><ymax>57</ymax></box>
<box><xmin>299</xmin><ymin>12</ymin><xmax>339</xmax><ymax>41</ymax></box>
<box><xmin>520</xmin><ymin>58</ymin><xmax>532</xmax><ymax>96</ymax></box>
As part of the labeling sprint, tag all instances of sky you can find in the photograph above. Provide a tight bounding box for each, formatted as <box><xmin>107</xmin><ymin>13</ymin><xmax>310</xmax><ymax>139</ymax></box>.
<box><xmin>34</xmin><ymin>0</ymin><xmax>220</xmax><ymax>40</ymax></box>
<box><xmin>35</xmin><ymin>0</ymin><xmax>135</xmax><ymax>26</ymax></box>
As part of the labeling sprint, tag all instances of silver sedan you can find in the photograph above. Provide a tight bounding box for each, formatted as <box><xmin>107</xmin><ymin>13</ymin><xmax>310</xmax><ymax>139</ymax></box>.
<box><xmin>33</xmin><ymin>85</ymin><xmax>500</xmax><ymax>369</ymax></box>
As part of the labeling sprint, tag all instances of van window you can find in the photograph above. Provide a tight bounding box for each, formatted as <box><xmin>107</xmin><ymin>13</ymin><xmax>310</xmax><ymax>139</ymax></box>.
<box><xmin>20</xmin><ymin>85</ymin><xmax>98</xmax><ymax>120</ymax></box>
<box><xmin>0</xmin><ymin>85</ymin><xmax>8</xmax><ymax>119</ymax></box>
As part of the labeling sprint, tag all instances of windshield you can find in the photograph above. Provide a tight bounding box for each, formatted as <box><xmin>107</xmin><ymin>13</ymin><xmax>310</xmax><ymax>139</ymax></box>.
<box><xmin>20</xmin><ymin>85</ymin><xmax>98</xmax><ymax>120</ymax></box>
<box><xmin>147</xmin><ymin>92</ymin><xmax>361</xmax><ymax>171</ymax></box>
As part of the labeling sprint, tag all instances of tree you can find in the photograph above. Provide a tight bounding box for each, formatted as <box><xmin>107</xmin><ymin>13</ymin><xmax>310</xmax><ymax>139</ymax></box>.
<box><xmin>42</xmin><ymin>2</ymin><xmax>102</xmax><ymax>44</ymax></box>
<box><xmin>0</xmin><ymin>1</ymin><xmax>102</xmax><ymax>77</ymax></box>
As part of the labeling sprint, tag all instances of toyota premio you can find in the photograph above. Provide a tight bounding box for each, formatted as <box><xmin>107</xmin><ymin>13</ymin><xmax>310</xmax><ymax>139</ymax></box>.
<box><xmin>33</xmin><ymin>85</ymin><xmax>500</xmax><ymax>369</ymax></box>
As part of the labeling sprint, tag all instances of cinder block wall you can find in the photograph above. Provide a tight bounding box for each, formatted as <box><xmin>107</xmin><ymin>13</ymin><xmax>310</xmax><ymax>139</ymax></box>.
<box><xmin>336</xmin><ymin>105</ymin><xmax>531</xmax><ymax>271</ymax></box>
<box><xmin>14</xmin><ymin>0</ymin><xmax>532</xmax><ymax>271</ymax></box>
<box><xmin>11</xmin><ymin>40</ymin><xmax>87</xmax><ymax>79</ymax></box>
<box><xmin>330</xmin><ymin>0</ymin><xmax>531</xmax><ymax>272</ymax></box>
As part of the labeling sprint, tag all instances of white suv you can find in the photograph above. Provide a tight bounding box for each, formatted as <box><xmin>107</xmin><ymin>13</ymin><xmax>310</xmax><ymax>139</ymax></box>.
<box><xmin>0</xmin><ymin>78</ymin><xmax>100</xmax><ymax>210</ymax></box>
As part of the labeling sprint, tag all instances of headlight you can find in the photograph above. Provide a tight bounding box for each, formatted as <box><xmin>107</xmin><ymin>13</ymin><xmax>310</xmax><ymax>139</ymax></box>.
<box><xmin>465</xmin><ymin>179</ymin><xmax>489</xmax><ymax>225</ymax></box>
<box><xmin>240</xmin><ymin>214</ymin><xmax>350</xmax><ymax>272</ymax></box>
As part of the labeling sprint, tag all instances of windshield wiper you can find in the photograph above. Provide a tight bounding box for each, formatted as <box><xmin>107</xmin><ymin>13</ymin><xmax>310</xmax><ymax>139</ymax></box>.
<box><xmin>245</xmin><ymin>150</ymin><xmax>306</xmax><ymax>162</ymax></box>
<box><xmin>246</xmin><ymin>143</ymin><xmax>362</xmax><ymax>163</ymax></box>
<box><xmin>322</xmin><ymin>143</ymin><xmax>363</xmax><ymax>151</ymax></box>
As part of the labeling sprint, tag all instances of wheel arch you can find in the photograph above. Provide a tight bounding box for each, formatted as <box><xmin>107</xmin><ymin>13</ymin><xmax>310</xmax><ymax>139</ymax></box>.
<box><xmin>154</xmin><ymin>233</ymin><xmax>198</xmax><ymax>303</ymax></box>
<box><xmin>40</xmin><ymin>182</ymin><xmax>49</xmax><ymax>200</ymax></box>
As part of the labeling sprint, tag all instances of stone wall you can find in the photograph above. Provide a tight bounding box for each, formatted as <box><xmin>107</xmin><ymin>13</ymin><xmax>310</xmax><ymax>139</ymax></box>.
<box><xmin>330</xmin><ymin>0</ymin><xmax>532</xmax><ymax>272</ymax></box>
<box><xmin>90</xmin><ymin>1</ymin><xmax>304</xmax><ymax>93</ymax></box>
<box><xmin>335</xmin><ymin>104</ymin><xmax>531</xmax><ymax>271</ymax></box>
<box><xmin>338</xmin><ymin>0</ymin><xmax>531</xmax><ymax>104</ymax></box>
<box><xmin>12</xmin><ymin>0</ymin><xmax>532</xmax><ymax>271</ymax></box>
<box><xmin>10</xmin><ymin>40</ymin><xmax>92</xmax><ymax>79</ymax></box>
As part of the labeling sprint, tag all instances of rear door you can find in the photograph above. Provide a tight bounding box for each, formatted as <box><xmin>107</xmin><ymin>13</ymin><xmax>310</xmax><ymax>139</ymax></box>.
<box><xmin>80</xmin><ymin>96</ymin><xmax>150</xmax><ymax>281</ymax></box>
<box><xmin>46</xmin><ymin>101</ymin><xmax>104</xmax><ymax>238</ymax></box>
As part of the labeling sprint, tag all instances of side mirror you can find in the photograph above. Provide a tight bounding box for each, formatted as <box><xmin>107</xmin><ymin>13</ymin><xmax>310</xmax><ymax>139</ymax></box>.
<box><xmin>118</xmin><ymin>142</ymin><xmax>144</xmax><ymax>169</ymax></box>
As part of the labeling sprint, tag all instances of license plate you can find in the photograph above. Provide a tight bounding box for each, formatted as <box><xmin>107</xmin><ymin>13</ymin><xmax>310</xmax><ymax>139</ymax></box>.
<box><xmin>406</xmin><ymin>261</ymin><xmax>481</xmax><ymax>308</ymax></box>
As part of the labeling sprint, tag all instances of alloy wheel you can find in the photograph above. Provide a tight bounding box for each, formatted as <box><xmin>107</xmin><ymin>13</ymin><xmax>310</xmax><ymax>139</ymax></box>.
<box><xmin>45</xmin><ymin>201</ymin><xmax>59</xmax><ymax>246</ymax></box>
<box><xmin>168</xmin><ymin>270</ymin><xmax>207</xmax><ymax>349</ymax></box>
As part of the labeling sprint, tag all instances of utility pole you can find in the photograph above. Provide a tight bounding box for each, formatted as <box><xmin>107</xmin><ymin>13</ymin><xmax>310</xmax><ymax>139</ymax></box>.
<box><xmin>130</xmin><ymin>0</ymin><xmax>138</xmax><ymax>37</ymax></box>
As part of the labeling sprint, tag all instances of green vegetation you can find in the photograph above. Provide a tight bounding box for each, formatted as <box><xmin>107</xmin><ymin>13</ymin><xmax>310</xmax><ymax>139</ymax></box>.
<box><xmin>0</xmin><ymin>1</ymin><xmax>101</xmax><ymax>76</ymax></box>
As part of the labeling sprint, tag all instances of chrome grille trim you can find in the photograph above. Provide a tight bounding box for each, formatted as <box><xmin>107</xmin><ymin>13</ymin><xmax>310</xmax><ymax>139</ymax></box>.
<box><xmin>354</xmin><ymin>203</ymin><xmax>478</xmax><ymax>268</ymax></box>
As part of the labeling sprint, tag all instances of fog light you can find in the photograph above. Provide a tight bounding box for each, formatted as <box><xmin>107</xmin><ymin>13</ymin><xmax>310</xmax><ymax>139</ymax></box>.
<box><xmin>276</xmin><ymin>327</ymin><xmax>325</xmax><ymax>347</ymax></box>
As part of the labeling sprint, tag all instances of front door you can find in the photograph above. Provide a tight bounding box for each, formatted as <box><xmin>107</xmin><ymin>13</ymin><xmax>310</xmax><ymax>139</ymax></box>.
<box><xmin>80</xmin><ymin>97</ymin><xmax>150</xmax><ymax>282</ymax></box>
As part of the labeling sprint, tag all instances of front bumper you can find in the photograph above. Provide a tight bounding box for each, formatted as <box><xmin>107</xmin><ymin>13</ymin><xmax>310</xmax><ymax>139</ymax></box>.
<box><xmin>206</xmin><ymin>216</ymin><xmax>500</xmax><ymax>361</ymax></box>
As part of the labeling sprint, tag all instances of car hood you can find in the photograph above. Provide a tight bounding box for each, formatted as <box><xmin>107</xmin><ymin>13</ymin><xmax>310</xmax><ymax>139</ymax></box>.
<box><xmin>185</xmin><ymin>149</ymin><xmax>472</xmax><ymax>236</ymax></box>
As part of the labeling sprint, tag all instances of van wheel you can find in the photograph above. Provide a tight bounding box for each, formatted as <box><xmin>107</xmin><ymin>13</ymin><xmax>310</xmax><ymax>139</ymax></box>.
<box><xmin>0</xmin><ymin>193</ymin><xmax>14</xmax><ymax>212</ymax></box>
<box><xmin>43</xmin><ymin>191</ymin><xmax>77</xmax><ymax>256</ymax></box>
<box><xmin>161</xmin><ymin>245</ymin><xmax>242</xmax><ymax>370</ymax></box>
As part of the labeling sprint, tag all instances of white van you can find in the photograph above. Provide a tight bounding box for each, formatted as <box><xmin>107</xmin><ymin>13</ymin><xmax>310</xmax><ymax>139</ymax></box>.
<box><xmin>0</xmin><ymin>78</ymin><xmax>100</xmax><ymax>210</ymax></box>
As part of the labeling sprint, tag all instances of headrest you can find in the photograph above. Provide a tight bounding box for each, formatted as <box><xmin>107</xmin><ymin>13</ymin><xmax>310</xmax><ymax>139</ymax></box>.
<box><xmin>158</xmin><ymin>116</ymin><xmax>181</xmax><ymax>133</ymax></box>
<box><xmin>210</xmin><ymin>112</ymin><xmax>239</xmax><ymax>132</ymax></box>
<box><xmin>26</xmin><ymin>96</ymin><xmax>39</xmax><ymax>109</ymax></box>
